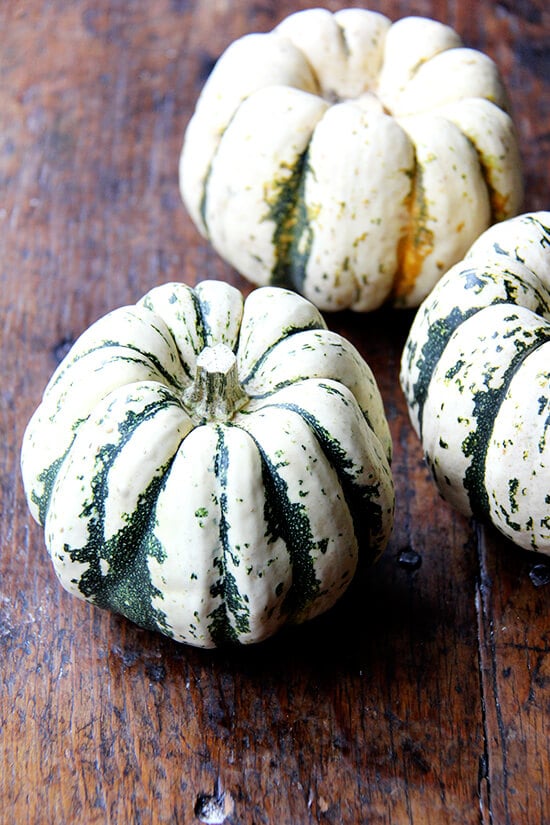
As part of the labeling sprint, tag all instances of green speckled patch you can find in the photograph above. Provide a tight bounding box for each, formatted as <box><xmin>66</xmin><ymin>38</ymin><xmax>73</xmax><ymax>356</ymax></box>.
<box><xmin>266</xmin><ymin>149</ymin><xmax>313</xmax><ymax>293</ymax></box>
<box><xmin>61</xmin><ymin>394</ymin><xmax>182</xmax><ymax>636</ymax></box>
<box><xmin>462</xmin><ymin>328</ymin><xmax>550</xmax><ymax>519</ymax></box>
<box><xmin>411</xmin><ymin>306</ymin><xmax>478</xmax><ymax>435</ymax></box>
<box><xmin>32</xmin><ymin>455</ymin><xmax>66</xmax><ymax>527</ymax></box>
<box><xmin>240</xmin><ymin>321</ymin><xmax>325</xmax><ymax>388</ymax></box>
<box><xmin>267</xmin><ymin>398</ymin><xmax>386</xmax><ymax>563</ymax></box>
<box><xmin>245</xmin><ymin>434</ymin><xmax>321</xmax><ymax>622</ymax></box>
<box><xmin>537</xmin><ymin>395</ymin><xmax>550</xmax><ymax>453</ymax></box>
<box><xmin>206</xmin><ymin>426</ymin><xmax>251</xmax><ymax>646</ymax></box>
<box><xmin>409</xmin><ymin>264</ymin><xmax>550</xmax><ymax>435</ymax></box>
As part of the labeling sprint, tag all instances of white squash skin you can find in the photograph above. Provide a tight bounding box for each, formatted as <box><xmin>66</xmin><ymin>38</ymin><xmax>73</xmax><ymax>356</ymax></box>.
<box><xmin>276</xmin><ymin>7</ymin><xmax>391</xmax><ymax>101</ymax></box>
<box><xmin>376</xmin><ymin>16</ymin><xmax>461</xmax><ymax>110</ymax></box>
<box><xmin>242</xmin><ymin>377</ymin><xmax>395</xmax><ymax>557</ymax></box>
<box><xmin>401</xmin><ymin>255</ymin><xmax>550</xmax><ymax>437</ymax></box>
<box><xmin>180</xmin><ymin>32</ymin><xmax>319</xmax><ymax>236</ymax></box>
<box><xmin>332</xmin><ymin>8</ymin><xmax>391</xmax><ymax>95</ymax></box>
<box><xmin>485</xmin><ymin>346</ymin><xmax>550</xmax><ymax>551</ymax></box>
<box><xmin>138</xmin><ymin>281</ymin><xmax>211</xmax><ymax>370</ymax></box>
<box><xmin>234</xmin><ymin>285</ymin><xmax>391</xmax><ymax>463</ymax></box>
<box><xmin>180</xmin><ymin>9</ymin><xmax>521</xmax><ymax>311</ymax></box>
<box><xmin>147</xmin><ymin>375</ymin><xmax>395</xmax><ymax>646</ymax></box>
<box><xmin>21</xmin><ymin>281</ymin><xmax>394</xmax><ymax>647</ymax></box>
<box><xmin>149</xmin><ymin>425</ymin><xmax>231</xmax><ymax>646</ymax></box>
<box><xmin>391</xmin><ymin>48</ymin><xmax>509</xmax><ymax>117</ymax></box>
<box><xmin>394</xmin><ymin>113</ymin><xmax>491</xmax><ymax>307</ymax></box>
<box><xmin>237</xmin><ymin>403</ymin><xmax>359</xmax><ymax>619</ymax></box>
<box><xmin>300</xmin><ymin>100</ymin><xmax>415</xmax><ymax>311</ymax></box>
<box><xmin>400</xmin><ymin>212</ymin><xmax>550</xmax><ymax>554</ymax></box>
<box><xmin>46</xmin><ymin>306</ymin><xmax>187</xmax><ymax>391</ymax></box>
<box><xmin>236</xmin><ymin>285</ymin><xmax>327</xmax><ymax>378</ymax></box>
<box><xmin>466</xmin><ymin>213</ymin><xmax>550</xmax><ymax>290</ymax></box>
<box><xmin>149</xmin><ymin>423</ymin><xmax>296</xmax><ymax>647</ymax></box>
<box><xmin>203</xmin><ymin>85</ymin><xmax>329</xmax><ymax>288</ymax></box>
<box><xmin>20</xmin><ymin>308</ymin><xmax>188</xmax><ymax>525</ymax></box>
<box><xmin>433</xmin><ymin>98</ymin><xmax>523</xmax><ymax>222</ymax></box>
<box><xmin>421</xmin><ymin>305</ymin><xmax>550</xmax><ymax>516</ymax></box>
<box><xmin>193</xmin><ymin>280</ymin><xmax>244</xmax><ymax>349</ymax></box>
<box><xmin>242</xmin><ymin>328</ymin><xmax>392</xmax><ymax>463</ymax></box>
<box><xmin>45</xmin><ymin>382</ymin><xmax>193</xmax><ymax>600</ymax></box>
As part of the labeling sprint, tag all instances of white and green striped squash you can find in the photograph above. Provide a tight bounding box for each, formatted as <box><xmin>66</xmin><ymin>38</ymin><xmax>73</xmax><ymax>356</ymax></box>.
<box><xmin>401</xmin><ymin>212</ymin><xmax>550</xmax><ymax>554</ymax></box>
<box><xmin>180</xmin><ymin>8</ymin><xmax>522</xmax><ymax>312</ymax></box>
<box><xmin>21</xmin><ymin>281</ymin><xmax>394</xmax><ymax>647</ymax></box>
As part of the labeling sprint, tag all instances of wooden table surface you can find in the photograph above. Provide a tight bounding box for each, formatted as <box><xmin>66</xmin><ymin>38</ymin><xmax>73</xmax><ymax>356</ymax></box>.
<box><xmin>1</xmin><ymin>1</ymin><xmax>549</xmax><ymax>823</ymax></box>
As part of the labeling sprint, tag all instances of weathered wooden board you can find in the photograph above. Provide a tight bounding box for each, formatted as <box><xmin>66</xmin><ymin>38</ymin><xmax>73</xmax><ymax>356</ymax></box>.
<box><xmin>1</xmin><ymin>2</ymin><xmax>548</xmax><ymax>823</ymax></box>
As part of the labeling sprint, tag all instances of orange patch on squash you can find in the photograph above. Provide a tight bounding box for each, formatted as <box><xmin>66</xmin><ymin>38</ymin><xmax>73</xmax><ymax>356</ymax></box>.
<box><xmin>490</xmin><ymin>189</ymin><xmax>510</xmax><ymax>222</ymax></box>
<box><xmin>392</xmin><ymin>168</ymin><xmax>434</xmax><ymax>300</ymax></box>
<box><xmin>393</xmin><ymin>229</ymin><xmax>434</xmax><ymax>298</ymax></box>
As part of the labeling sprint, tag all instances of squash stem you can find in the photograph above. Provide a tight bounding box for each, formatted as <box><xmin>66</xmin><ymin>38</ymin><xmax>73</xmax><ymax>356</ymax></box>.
<box><xmin>183</xmin><ymin>343</ymin><xmax>248</xmax><ymax>424</ymax></box>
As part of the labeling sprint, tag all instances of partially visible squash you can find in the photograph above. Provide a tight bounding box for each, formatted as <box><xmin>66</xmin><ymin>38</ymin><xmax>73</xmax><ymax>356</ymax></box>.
<box><xmin>180</xmin><ymin>8</ymin><xmax>522</xmax><ymax>311</ymax></box>
<box><xmin>21</xmin><ymin>281</ymin><xmax>394</xmax><ymax>647</ymax></box>
<box><xmin>401</xmin><ymin>212</ymin><xmax>550</xmax><ymax>554</ymax></box>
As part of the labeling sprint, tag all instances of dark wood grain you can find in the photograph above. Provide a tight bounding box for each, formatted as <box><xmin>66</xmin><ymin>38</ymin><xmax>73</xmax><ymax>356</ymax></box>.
<box><xmin>1</xmin><ymin>2</ymin><xmax>548</xmax><ymax>823</ymax></box>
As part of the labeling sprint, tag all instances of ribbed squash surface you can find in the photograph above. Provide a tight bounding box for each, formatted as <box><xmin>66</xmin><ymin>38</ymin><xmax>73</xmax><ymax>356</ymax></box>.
<box><xmin>401</xmin><ymin>212</ymin><xmax>550</xmax><ymax>553</ymax></box>
<box><xmin>22</xmin><ymin>281</ymin><xmax>394</xmax><ymax>646</ymax></box>
<box><xmin>180</xmin><ymin>9</ymin><xmax>522</xmax><ymax>311</ymax></box>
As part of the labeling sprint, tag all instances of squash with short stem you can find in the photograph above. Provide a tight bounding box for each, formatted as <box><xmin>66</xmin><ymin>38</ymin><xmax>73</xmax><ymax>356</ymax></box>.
<box><xmin>21</xmin><ymin>281</ymin><xmax>394</xmax><ymax>647</ymax></box>
<box><xmin>401</xmin><ymin>212</ymin><xmax>550</xmax><ymax>554</ymax></box>
<box><xmin>180</xmin><ymin>8</ymin><xmax>522</xmax><ymax>312</ymax></box>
